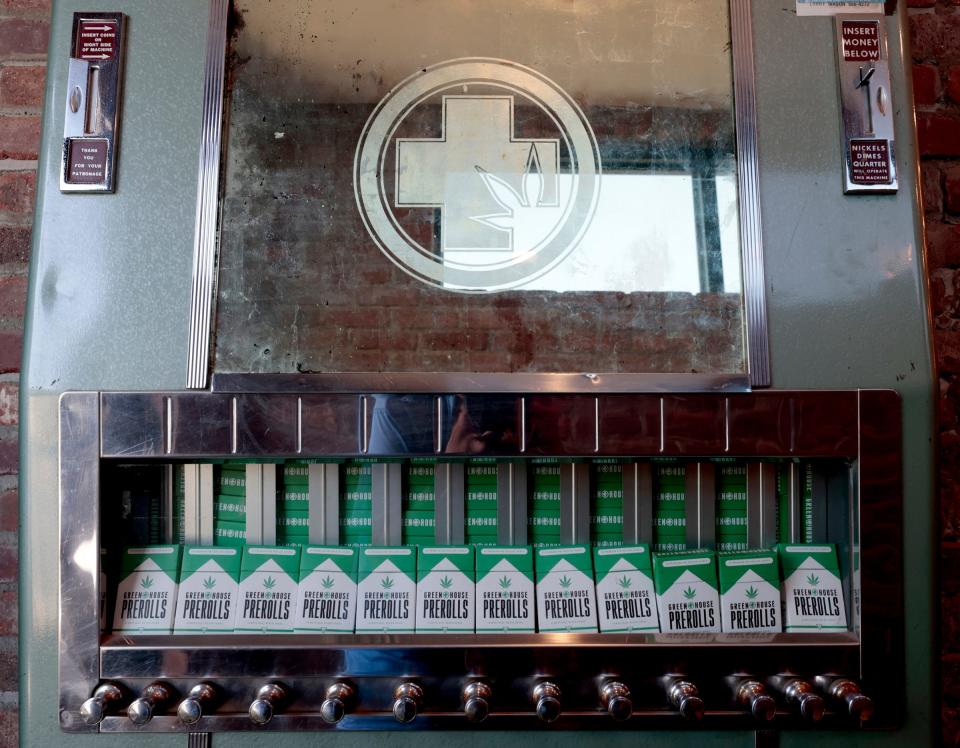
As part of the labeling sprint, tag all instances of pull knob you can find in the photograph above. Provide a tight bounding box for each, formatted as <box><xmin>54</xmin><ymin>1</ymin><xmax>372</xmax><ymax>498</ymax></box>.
<box><xmin>600</xmin><ymin>680</ymin><xmax>632</xmax><ymax>721</ymax></box>
<box><xmin>533</xmin><ymin>681</ymin><xmax>561</xmax><ymax>723</ymax></box>
<box><xmin>667</xmin><ymin>680</ymin><xmax>705</xmax><ymax>721</ymax></box>
<box><xmin>321</xmin><ymin>682</ymin><xmax>355</xmax><ymax>724</ymax></box>
<box><xmin>779</xmin><ymin>678</ymin><xmax>825</xmax><ymax>722</ymax></box>
<box><xmin>736</xmin><ymin>680</ymin><xmax>776</xmax><ymax>722</ymax></box>
<box><xmin>393</xmin><ymin>683</ymin><xmax>423</xmax><ymax>724</ymax></box>
<box><xmin>463</xmin><ymin>681</ymin><xmax>492</xmax><ymax>723</ymax></box>
<box><xmin>79</xmin><ymin>683</ymin><xmax>124</xmax><ymax>725</ymax></box>
<box><xmin>819</xmin><ymin>677</ymin><xmax>874</xmax><ymax>722</ymax></box>
<box><xmin>248</xmin><ymin>683</ymin><xmax>288</xmax><ymax>725</ymax></box>
<box><xmin>127</xmin><ymin>682</ymin><xmax>174</xmax><ymax>726</ymax></box>
<box><xmin>177</xmin><ymin>682</ymin><xmax>218</xmax><ymax>726</ymax></box>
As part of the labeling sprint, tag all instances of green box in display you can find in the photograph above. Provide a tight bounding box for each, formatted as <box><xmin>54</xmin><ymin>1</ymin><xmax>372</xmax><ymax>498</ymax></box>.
<box><xmin>535</xmin><ymin>545</ymin><xmax>598</xmax><ymax>632</ymax></box>
<box><xmin>174</xmin><ymin>547</ymin><xmax>241</xmax><ymax>633</ymax></box>
<box><xmin>718</xmin><ymin>550</ymin><xmax>781</xmax><ymax>633</ymax></box>
<box><xmin>777</xmin><ymin>543</ymin><xmax>847</xmax><ymax>632</ymax></box>
<box><xmin>653</xmin><ymin>550</ymin><xmax>720</xmax><ymax>633</ymax></box>
<box><xmin>237</xmin><ymin>546</ymin><xmax>300</xmax><ymax>633</ymax></box>
<box><xmin>416</xmin><ymin>546</ymin><xmax>475</xmax><ymax>633</ymax></box>
<box><xmin>594</xmin><ymin>545</ymin><xmax>659</xmax><ymax>633</ymax></box>
<box><xmin>295</xmin><ymin>546</ymin><xmax>358</xmax><ymax>633</ymax></box>
<box><xmin>112</xmin><ymin>545</ymin><xmax>182</xmax><ymax>634</ymax></box>
<box><xmin>475</xmin><ymin>546</ymin><xmax>535</xmax><ymax>632</ymax></box>
<box><xmin>355</xmin><ymin>547</ymin><xmax>417</xmax><ymax>633</ymax></box>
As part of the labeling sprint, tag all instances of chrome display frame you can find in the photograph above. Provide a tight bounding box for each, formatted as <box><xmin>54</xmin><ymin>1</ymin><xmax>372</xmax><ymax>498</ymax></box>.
<box><xmin>59</xmin><ymin>388</ymin><xmax>902</xmax><ymax>732</ymax></box>
<box><xmin>184</xmin><ymin>0</ymin><xmax>771</xmax><ymax>390</ymax></box>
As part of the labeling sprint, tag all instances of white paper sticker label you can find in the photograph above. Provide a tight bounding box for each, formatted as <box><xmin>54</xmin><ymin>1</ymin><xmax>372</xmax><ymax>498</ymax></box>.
<box><xmin>796</xmin><ymin>0</ymin><xmax>882</xmax><ymax>16</ymax></box>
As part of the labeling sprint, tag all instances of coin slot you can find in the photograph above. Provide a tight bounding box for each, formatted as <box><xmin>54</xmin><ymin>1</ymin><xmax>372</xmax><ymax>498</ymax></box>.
<box><xmin>84</xmin><ymin>65</ymin><xmax>100</xmax><ymax>135</ymax></box>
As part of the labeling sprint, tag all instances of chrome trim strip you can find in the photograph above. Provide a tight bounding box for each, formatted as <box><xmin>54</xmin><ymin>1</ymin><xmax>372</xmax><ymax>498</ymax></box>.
<box><xmin>211</xmin><ymin>372</ymin><xmax>751</xmax><ymax>394</ymax></box>
<box><xmin>199</xmin><ymin>464</ymin><xmax>215</xmax><ymax>545</ymax></box>
<box><xmin>58</xmin><ymin>393</ymin><xmax>100</xmax><ymax>732</ymax></box>
<box><xmin>183</xmin><ymin>464</ymin><xmax>201</xmax><ymax>544</ymax></box>
<box><xmin>685</xmin><ymin>463</ymin><xmax>716</xmax><ymax>549</ymax></box>
<box><xmin>746</xmin><ymin>462</ymin><xmax>777</xmax><ymax>548</ymax></box>
<box><xmin>730</xmin><ymin>0</ymin><xmax>771</xmax><ymax>387</ymax></box>
<box><xmin>185</xmin><ymin>0</ymin><xmax>229</xmax><ymax>389</ymax></box>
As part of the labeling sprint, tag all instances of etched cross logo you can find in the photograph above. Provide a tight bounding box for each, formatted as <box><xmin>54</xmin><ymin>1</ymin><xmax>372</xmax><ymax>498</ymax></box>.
<box><xmin>396</xmin><ymin>96</ymin><xmax>559</xmax><ymax>253</ymax></box>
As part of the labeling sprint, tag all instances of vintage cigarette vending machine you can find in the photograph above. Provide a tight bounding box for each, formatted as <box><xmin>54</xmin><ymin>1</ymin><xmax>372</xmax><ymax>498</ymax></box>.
<box><xmin>20</xmin><ymin>1</ymin><xmax>935</xmax><ymax>746</ymax></box>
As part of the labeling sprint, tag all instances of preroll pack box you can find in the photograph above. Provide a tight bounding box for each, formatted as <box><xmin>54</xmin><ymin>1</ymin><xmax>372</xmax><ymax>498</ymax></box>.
<box><xmin>653</xmin><ymin>550</ymin><xmax>721</xmax><ymax>633</ymax></box>
<box><xmin>718</xmin><ymin>550</ymin><xmax>781</xmax><ymax>633</ymax></box>
<box><xmin>535</xmin><ymin>545</ymin><xmax>598</xmax><ymax>632</ymax></box>
<box><xmin>355</xmin><ymin>546</ymin><xmax>417</xmax><ymax>633</ymax></box>
<box><xmin>416</xmin><ymin>546</ymin><xmax>475</xmax><ymax>633</ymax></box>
<box><xmin>236</xmin><ymin>546</ymin><xmax>300</xmax><ymax>633</ymax></box>
<box><xmin>113</xmin><ymin>545</ymin><xmax>182</xmax><ymax>633</ymax></box>
<box><xmin>593</xmin><ymin>545</ymin><xmax>659</xmax><ymax>633</ymax></box>
<box><xmin>777</xmin><ymin>543</ymin><xmax>848</xmax><ymax>632</ymax></box>
<box><xmin>174</xmin><ymin>547</ymin><xmax>241</xmax><ymax>633</ymax></box>
<box><xmin>475</xmin><ymin>546</ymin><xmax>535</xmax><ymax>632</ymax></box>
<box><xmin>295</xmin><ymin>546</ymin><xmax>358</xmax><ymax>633</ymax></box>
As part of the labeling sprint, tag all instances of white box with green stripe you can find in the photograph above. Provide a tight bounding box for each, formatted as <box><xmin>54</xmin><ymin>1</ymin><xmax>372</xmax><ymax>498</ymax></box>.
<box><xmin>295</xmin><ymin>546</ymin><xmax>358</xmax><ymax>633</ymax></box>
<box><xmin>237</xmin><ymin>546</ymin><xmax>300</xmax><ymax>633</ymax></box>
<box><xmin>356</xmin><ymin>547</ymin><xmax>416</xmax><ymax>633</ymax></box>
<box><xmin>535</xmin><ymin>545</ymin><xmax>598</xmax><ymax>632</ymax></box>
<box><xmin>594</xmin><ymin>545</ymin><xmax>659</xmax><ymax>633</ymax></box>
<box><xmin>718</xmin><ymin>550</ymin><xmax>781</xmax><ymax>633</ymax></box>
<box><xmin>476</xmin><ymin>546</ymin><xmax>535</xmax><ymax>632</ymax></box>
<box><xmin>112</xmin><ymin>546</ymin><xmax>182</xmax><ymax>634</ymax></box>
<box><xmin>777</xmin><ymin>543</ymin><xmax>847</xmax><ymax>632</ymax></box>
<box><xmin>653</xmin><ymin>550</ymin><xmax>721</xmax><ymax>633</ymax></box>
<box><xmin>174</xmin><ymin>547</ymin><xmax>241</xmax><ymax>633</ymax></box>
<box><xmin>416</xmin><ymin>546</ymin><xmax>475</xmax><ymax>633</ymax></box>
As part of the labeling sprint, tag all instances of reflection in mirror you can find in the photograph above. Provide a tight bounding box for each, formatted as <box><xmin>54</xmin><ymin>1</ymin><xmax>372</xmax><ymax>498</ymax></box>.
<box><xmin>215</xmin><ymin>0</ymin><xmax>746</xmax><ymax>375</ymax></box>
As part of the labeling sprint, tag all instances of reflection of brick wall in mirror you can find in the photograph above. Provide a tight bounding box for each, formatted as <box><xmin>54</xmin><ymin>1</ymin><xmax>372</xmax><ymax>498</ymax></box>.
<box><xmin>215</xmin><ymin>83</ymin><xmax>742</xmax><ymax>375</ymax></box>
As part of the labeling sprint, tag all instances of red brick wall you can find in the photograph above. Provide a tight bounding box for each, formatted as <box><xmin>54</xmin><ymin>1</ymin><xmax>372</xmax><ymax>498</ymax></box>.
<box><xmin>911</xmin><ymin>1</ymin><xmax>960</xmax><ymax>744</ymax></box>
<box><xmin>0</xmin><ymin>0</ymin><xmax>45</xmax><ymax>744</ymax></box>
<box><xmin>0</xmin><ymin>2</ymin><xmax>955</xmax><ymax>747</ymax></box>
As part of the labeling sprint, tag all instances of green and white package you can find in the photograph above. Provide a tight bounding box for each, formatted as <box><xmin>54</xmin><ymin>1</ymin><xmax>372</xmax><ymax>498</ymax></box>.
<box><xmin>356</xmin><ymin>547</ymin><xmax>417</xmax><ymax>632</ymax></box>
<box><xmin>475</xmin><ymin>546</ymin><xmax>535</xmax><ymax>632</ymax></box>
<box><xmin>174</xmin><ymin>547</ymin><xmax>241</xmax><ymax>633</ymax></box>
<box><xmin>295</xmin><ymin>547</ymin><xmax>358</xmax><ymax>633</ymax></box>
<box><xmin>236</xmin><ymin>546</ymin><xmax>301</xmax><ymax>633</ymax></box>
<box><xmin>777</xmin><ymin>544</ymin><xmax>847</xmax><ymax>632</ymax></box>
<box><xmin>653</xmin><ymin>550</ymin><xmax>721</xmax><ymax>633</ymax></box>
<box><xmin>594</xmin><ymin>545</ymin><xmax>659</xmax><ymax>633</ymax></box>
<box><xmin>416</xmin><ymin>546</ymin><xmax>475</xmax><ymax>633</ymax></box>
<box><xmin>535</xmin><ymin>545</ymin><xmax>598</xmax><ymax>632</ymax></box>
<box><xmin>113</xmin><ymin>546</ymin><xmax>182</xmax><ymax>633</ymax></box>
<box><xmin>718</xmin><ymin>551</ymin><xmax>781</xmax><ymax>633</ymax></box>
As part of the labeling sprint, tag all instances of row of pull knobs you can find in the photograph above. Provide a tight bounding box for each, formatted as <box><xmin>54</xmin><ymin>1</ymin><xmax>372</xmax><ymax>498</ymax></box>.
<box><xmin>80</xmin><ymin>676</ymin><xmax>873</xmax><ymax>726</ymax></box>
